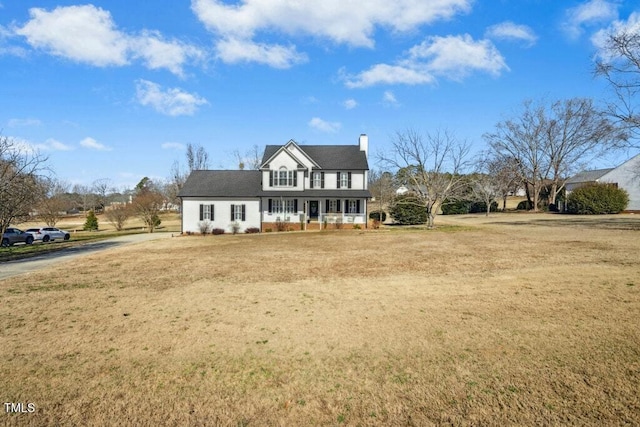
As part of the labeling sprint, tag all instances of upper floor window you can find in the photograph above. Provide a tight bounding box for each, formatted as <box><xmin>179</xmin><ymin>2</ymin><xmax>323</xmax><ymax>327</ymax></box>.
<box><xmin>270</xmin><ymin>168</ymin><xmax>297</xmax><ymax>187</ymax></box>
<box><xmin>310</xmin><ymin>171</ymin><xmax>324</xmax><ymax>189</ymax></box>
<box><xmin>337</xmin><ymin>172</ymin><xmax>352</xmax><ymax>189</ymax></box>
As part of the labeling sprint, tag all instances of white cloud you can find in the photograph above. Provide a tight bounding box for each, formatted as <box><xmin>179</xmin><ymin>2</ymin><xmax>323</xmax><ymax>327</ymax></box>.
<box><xmin>7</xmin><ymin>136</ymin><xmax>72</xmax><ymax>153</ymax></box>
<box><xmin>13</xmin><ymin>5</ymin><xmax>202</xmax><ymax>75</ymax></box>
<box><xmin>45</xmin><ymin>138</ymin><xmax>73</xmax><ymax>151</ymax></box>
<box><xmin>308</xmin><ymin>117</ymin><xmax>341</xmax><ymax>133</ymax></box>
<box><xmin>7</xmin><ymin>118</ymin><xmax>42</xmax><ymax>127</ymax></box>
<box><xmin>592</xmin><ymin>11</ymin><xmax>640</xmax><ymax>57</ymax></box>
<box><xmin>215</xmin><ymin>37</ymin><xmax>307</xmax><ymax>68</ymax></box>
<box><xmin>563</xmin><ymin>0</ymin><xmax>619</xmax><ymax>39</ymax></box>
<box><xmin>80</xmin><ymin>137</ymin><xmax>111</xmax><ymax>151</ymax></box>
<box><xmin>192</xmin><ymin>0</ymin><xmax>472</xmax><ymax>66</ymax></box>
<box><xmin>343</xmin><ymin>99</ymin><xmax>358</xmax><ymax>110</ymax></box>
<box><xmin>136</xmin><ymin>79</ymin><xmax>208</xmax><ymax>116</ymax></box>
<box><xmin>161</xmin><ymin>142</ymin><xmax>186</xmax><ymax>150</ymax></box>
<box><xmin>382</xmin><ymin>91</ymin><xmax>400</xmax><ymax>107</ymax></box>
<box><xmin>344</xmin><ymin>64</ymin><xmax>435</xmax><ymax>88</ymax></box>
<box><xmin>485</xmin><ymin>21</ymin><xmax>537</xmax><ymax>46</ymax></box>
<box><xmin>345</xmin><ymin>34</ymin><xmax>508</xmax><ymax>87</ymax></box>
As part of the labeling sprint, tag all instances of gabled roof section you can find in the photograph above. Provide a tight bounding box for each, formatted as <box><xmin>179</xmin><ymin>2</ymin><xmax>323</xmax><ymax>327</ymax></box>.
<box><xmin>260</xmin><ymin>139</ymin><xmax>319</xmax><ymax>169</ymax></box>
<box><xmin>261</xmin><ymin>143</ymin><xmax>369</xmax><ymax>170</ymax></box>
<box><xmin>566</xmin><ymin>168</ymin><xmax>615</xmax><ymax>184</ymax></box>
<box><xmin>178</xmin><ymin>170</ymin><xmax>261</xmax><ymax>198</ymax></box>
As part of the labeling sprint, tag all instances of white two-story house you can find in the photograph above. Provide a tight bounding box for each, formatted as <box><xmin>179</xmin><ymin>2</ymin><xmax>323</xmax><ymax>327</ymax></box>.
<box><xmin>178</xmin><ymin>135</ymin><xmax>371</xmax><ymax>233</ymax></box>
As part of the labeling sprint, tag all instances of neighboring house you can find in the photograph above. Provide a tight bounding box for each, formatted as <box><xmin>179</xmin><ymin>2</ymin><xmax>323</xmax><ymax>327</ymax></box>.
<box><xmin>564</xmin><ymin>153</ymin><xmax>640</xmax><ymax>211</ymax></box>
<box><xmin>178</xmin><ymin>135</ymin><xmax>371</xmax><ymax>233</ymax></box>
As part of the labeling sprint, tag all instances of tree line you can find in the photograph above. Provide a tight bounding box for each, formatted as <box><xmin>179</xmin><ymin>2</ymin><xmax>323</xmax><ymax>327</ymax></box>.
<box><xmin>370</xmin><ymin>30</ymin><xmax>640</xmax><ymax>227</ymax></box>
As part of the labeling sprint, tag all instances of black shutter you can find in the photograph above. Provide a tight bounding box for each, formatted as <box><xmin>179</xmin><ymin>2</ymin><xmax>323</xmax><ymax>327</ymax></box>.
<box><xmin>268</xmin><ymin>199</ymin><xmax>272</xmax><ymax>213</ymax></box>
<box><xmin>199</xmin><ymin>204</ymin><xmax>204</xmax><ymax>221</ymax></box>
<box><xmin>241</xmin><ymin>205</ymin><xmax>246</xmax><ymax>221</ymax></box>
<box><xmin>293</xmin><ymin>171</ymin><xmax>297</xmax><ymax>187</ymax></box>
<box><xmin>356</xmin><ymin>200</ymin><xmax>361</xmax><ymax>213</ymax></box>
<box><xmin>336</xmin><ymin>172</ymin><xmax>341</xmax><ymax>189</ymax></box>
<box><xmin>269</xmin><ymin>171</ymin><xmax>273</xmax><ymax>187</ymax></box>
<box><xmin>343</xmin><ymin>200</ymin><xmax>347</xmax><ymax>213</ymax></box>
<box><xmin>294</xmin><ymin>199</ymin><xmax>298</xmax><ymax>212</ymax></box>
<box><xmin>211</xmin><ymin>204</ymin><xmax>215</xmax><ymax>221</ymax></box>
<box><xmin>348</xmin><ymin>172</ymin><xmax>352</xmax><ymax>189</ymax></box>
<box><xmin>325</xmin><ymin>200</ymin><xmax>329</xmax><ymax>213</ymax></box>
<box><xmin>337</xmin><ymin>200</ymin><xmax>342</xmax><ymax>213</ymax></box>
<box><xmin>231</xmin><ymin>204</ymin><xmax>235</xmax><ymax>221</ymax></box>
<box><xmin>310</xmin><ymin>172</ymin><xmax>314</xmax><ymax>189</ymax></box>
<box><xmin>321</xmin><ymin>172</ymin><xmax>325</xmax><ymax>188</ymax></box>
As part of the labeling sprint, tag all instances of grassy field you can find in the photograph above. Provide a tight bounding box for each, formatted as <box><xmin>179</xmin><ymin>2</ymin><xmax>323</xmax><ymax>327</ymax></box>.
<box><xmin>1</xmin><ymin>213</ymin><xmax>639</xmax><ymax>426</ymax></box>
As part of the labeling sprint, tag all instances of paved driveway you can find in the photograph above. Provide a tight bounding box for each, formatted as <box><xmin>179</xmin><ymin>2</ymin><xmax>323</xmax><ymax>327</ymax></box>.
<box><xmin>0</xmin><ymin>232</ymin><xmax>172</xmax><ymax>280</ymax></box>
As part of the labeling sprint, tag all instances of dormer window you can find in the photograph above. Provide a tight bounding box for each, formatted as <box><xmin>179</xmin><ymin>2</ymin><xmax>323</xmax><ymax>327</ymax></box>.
<box><xmin>270</xmin><ymin>167</ymin><xmax>297</xmax><ymax>187</ymax></box>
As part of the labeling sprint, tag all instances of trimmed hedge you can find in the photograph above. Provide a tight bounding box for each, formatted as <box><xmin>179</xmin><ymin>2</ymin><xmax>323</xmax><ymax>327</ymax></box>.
<box><xmin>369</xmin><ymin>210</ymin><xmax>387</xmax><ymax>222</ymax></box>
<box><xmin>442</xmin><ymin>200</ymin><xmax>498</xmax><ymax>215</ymax></box>
<box><xmin>390</xmin><ymin>195</ymin><xmax>428</xmax><ymax>225</ymax></box>
<box><xmin>566</xmin><ymin>183</ymin><xmax>629</xmax><ymax>214</ymax></box>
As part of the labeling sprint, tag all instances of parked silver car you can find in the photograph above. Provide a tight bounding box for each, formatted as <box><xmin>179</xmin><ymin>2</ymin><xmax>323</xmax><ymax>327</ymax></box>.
<box><xmin>26</xmin><ymin>227</ymin><xmax>71</xmax><ymax>243</ymax></box>
<box><xmin>1</xmin><ymin>228</ymin><xmax>35</xmax><ymax>246</ymax></box>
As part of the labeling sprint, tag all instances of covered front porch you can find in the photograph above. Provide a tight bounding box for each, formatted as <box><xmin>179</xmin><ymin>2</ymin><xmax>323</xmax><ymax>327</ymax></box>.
<box><xmin>261</xmin><ymin>197</ymin><xmax>368</xmax><ymax>230</ymax></box>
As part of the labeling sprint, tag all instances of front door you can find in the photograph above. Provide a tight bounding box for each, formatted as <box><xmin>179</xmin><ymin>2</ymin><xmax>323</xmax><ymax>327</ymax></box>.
<box><xmin>309</xmin><ymin>200</ymin><xmax>319</xmax><ymax>219</ymax></box>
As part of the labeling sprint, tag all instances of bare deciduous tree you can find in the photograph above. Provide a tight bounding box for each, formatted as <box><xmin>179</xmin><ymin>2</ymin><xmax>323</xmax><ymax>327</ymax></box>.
<box><xmin>232</xmin><ymin>144</ymin><xmax>262</xmax><ymax>170</ymax></box>
<box><xmin>104</xmin><ymin>203</ymin><xmax>131</xmax><ymax>231</ymax></box>
<box><xmin>380</xmin><ymin>129</ymin><xmax>471</xmax><ymax>228</ymax></box>
<box><xmin>368</xmin><ymin>169</ymin><xmax>395</xmax><ymax>224</ymax></box>
<box><xmin>543</xmin><ymin>98</ymin><xmax>625</xmax><ymax>206</ymax></box>
<box><xmin>484</xmin><ymin>100</ymin><xmax>548</xmax><ymax>211</ymax></box>
<box><xmin>38</xmin><ymin>177</ymin><xmax>71</xmax><ymax>227</ymax></box>
<box><xmin>132</xmin><ymin>177</ymin><xmax>163</xmax><ymax>233</ymax></box>
<box><xmin>92</xmin><ymin>178</ymin><xmax>112</xmax><ymax>212</ymax></box>
<box><xmin>0</xmin><ymin>136</ymin><xmax>49</xmax><ymax>235</ymax></box>
<box><xmin>595</xmin><ymin>30</ymin><xmax>640</xmax><ymax>142</ymax></box>
<box><xmin>485</xmin><ymin>98</ymin><xmax>624</xmax><ymax>210</ymax></box>
<box><xmin>186</xmin><ymin>143</ymin><xmax>210</xmax><ymax>172</ymax></box>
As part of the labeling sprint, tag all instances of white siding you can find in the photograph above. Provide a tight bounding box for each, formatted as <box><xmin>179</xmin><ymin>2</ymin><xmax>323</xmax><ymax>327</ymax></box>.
<box><xmin>600</xmin><ymin>154</ymin><xmax>640</xmax><ymax>211</ymax></box>
<box><xmin>182</xmin><ymin>198</ymin><xmax>261</xmax><ymax>233</ymax></box>
<box><xmin>262</xmin><ymin>150</ymin><xmax>305</xmax><ymax>192</ymax></box>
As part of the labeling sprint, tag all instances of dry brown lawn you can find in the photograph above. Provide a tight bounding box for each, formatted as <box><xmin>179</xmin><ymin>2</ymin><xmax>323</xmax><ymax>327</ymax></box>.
<box><xmin>1</xmin><ymin>213</ymin><xmax>639</xmax><ymax>426</ymax></box>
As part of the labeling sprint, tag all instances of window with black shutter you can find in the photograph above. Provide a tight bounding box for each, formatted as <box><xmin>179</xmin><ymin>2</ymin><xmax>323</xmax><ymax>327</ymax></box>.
<box><xmin>241</xmin><ymin>205</ymin><xmax>246</xmax><ymax>221</ymax></box>
<box><xmin>268</xmin><ymin>199</ymin><xmax>272</xmax><ymax>213</ymax></box>
<box><xmin>230</xmin><ymin>204</ymin><xmax>235</xmax><ymax>221</ymax></box>
<box><xmin>348</xmin><ymin>172</ymin><xmax>352</xmax><ymax>189</ymax></box>
<box><xmin>321</xmin><ymin>172</ymin><xmax>325</xmax><ymax>188</ymax></box>
<box><xmin>199</xmin><ymin>204</ymin><xmax>204</xmax><ymax>221</ymax></box>
<box><xmin>336</xmin><ymin>172</ymin><xmax>341</xmax><ymax>189</ymax></box>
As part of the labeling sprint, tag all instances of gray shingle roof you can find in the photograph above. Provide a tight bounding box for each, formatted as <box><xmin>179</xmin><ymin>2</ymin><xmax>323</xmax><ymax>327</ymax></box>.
<box><xmin>262</xmin><ymin>144</ymin><xmax>369</xmax><ymax>170</ymax></box>
<box><xmin>178</xmin><ymin>170</ymin><xmax>262</xmax><ymax>197</ymax></box>
<box><xmin>566</xmin><ymin>168</ymin><xmax>614</xmax><ymax>184</ymax></box>
<box><xmin>178</xmin><ymin>170</ymin><xmax>372</xmax><ymax>198</ymax></box>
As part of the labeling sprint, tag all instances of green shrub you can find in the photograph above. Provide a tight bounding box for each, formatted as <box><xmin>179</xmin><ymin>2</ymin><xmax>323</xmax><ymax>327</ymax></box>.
<box><xmin>83</xmin><ymin>210</ymin><xmax>98</xmax><ymax>231</ymax></box>
<box><xmin>516</xmin><ymin>200</ymin><xmax>534</xmax><ymax>210</ymax></box>
<box><xmin>566</xmin><ymin>183</ymin><xmax>629</xmax><ymax>214</ymax></box>
<box><xmin>442</xmin><ymin>200</ymin><xmax>470</xmax><ymax>215</ymax></box>
<box><xmin>390</xmin><ymin>195</ymin><xmax>428</xmax><ymax>225</ymax></box>
<box><xmin>469</xmin><ymin>201</ymin><xmax>498</xmax><ymax>213</ymax></box>
<box><xmin>369</xmin><ymin>211</ymin><xmax>387</xmax><ymax>222</ymax></box>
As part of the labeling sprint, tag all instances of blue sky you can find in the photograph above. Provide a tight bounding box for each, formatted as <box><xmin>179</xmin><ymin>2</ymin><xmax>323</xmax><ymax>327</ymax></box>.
<box><xmin>1</xmin><ymin>0</ymin><xmax>639</xmax><ymax>189</ymax></box>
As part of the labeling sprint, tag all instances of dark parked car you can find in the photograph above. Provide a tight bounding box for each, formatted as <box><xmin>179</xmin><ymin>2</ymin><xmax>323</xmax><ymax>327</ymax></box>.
<box><xmin>25</xmin><ymin>227</ymin><xmax>71</xmax><ymax>243</ymax></box>
<box><xmin>1</xmin><ymin>228</ymin><xmax>35</xmax><ymax>246</ymax></box>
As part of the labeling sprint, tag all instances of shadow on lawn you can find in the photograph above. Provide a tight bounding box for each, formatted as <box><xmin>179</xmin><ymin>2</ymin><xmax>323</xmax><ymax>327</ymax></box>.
<box><xmin>487</xmin><ymin>215</ymin><xmax>640</xmax><ymax>231</ymax></box>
